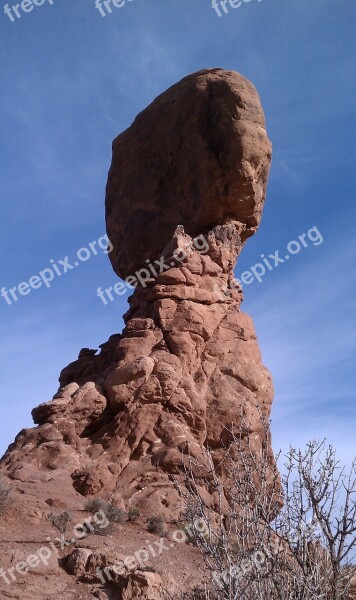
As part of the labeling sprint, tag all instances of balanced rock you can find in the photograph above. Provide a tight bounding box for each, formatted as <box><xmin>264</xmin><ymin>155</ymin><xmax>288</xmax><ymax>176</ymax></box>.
<box><xmin>106</xmin><ymin>68</ymin><xmax>272</xmax><ymax>279</ymax></box>
<box><xmin>0</xmin><ymin>69</ymin><xmax>277</xmax><ymax>600</ymax></box>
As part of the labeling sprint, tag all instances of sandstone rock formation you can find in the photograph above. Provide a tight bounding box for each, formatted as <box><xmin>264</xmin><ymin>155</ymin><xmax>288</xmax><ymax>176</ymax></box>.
<box><xmin>3</xmin><ymin>223</ymin><xmax>276</xmax><ymax>520</ymax></box>
<box><xmin>0</xmin><ymin>68</ymin><xmax>277</xmax><ymax>599</ymax></box>
<box><xmin>106</xmin><ymin>68</ymin><xmax>272</xmax><ymax>279</ymax></box>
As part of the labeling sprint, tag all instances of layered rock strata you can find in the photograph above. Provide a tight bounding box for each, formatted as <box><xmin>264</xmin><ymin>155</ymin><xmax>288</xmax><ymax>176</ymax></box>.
<box><xmin>3</xmin><ymin>223</ymin><xmax>275</xmax><ymax>517</ymax></box>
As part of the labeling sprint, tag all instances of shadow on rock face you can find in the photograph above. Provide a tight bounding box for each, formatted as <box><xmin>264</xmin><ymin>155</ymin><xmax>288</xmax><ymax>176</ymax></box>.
<box><xmin>105</xmin><ymin>68</ymin><xmax>272</xmax><ymax>280</ymax></box>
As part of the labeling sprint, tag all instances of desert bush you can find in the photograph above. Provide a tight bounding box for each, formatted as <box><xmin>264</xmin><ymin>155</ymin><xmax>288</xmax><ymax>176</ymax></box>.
<box><xmin>89</xmin><ymin>520</ymin><xmax>117</xmax><ymax>536</ymax></box>
<box><xmin>48</xmin><ymin>510</ymin><xmax>73</xmax><ymax>534</ymax></box>
<box><xmin>85</xmin><ymin>498</ymin><xmax>128</xmax><ymax>523</ymax></box>
<box><xmin>0</xmin><ymin>478</ymin><xmax>10</xmax><ymax>513</ymax></box>
<box><xmin>175</xmin><ymin>412</ymin><xmax>356</xmax><ymax>600</ymax></box>
<box><xmin>106</xmin><ymin>506</ymin><xmax>128</xmax><ymax>523</ymax></box>
<box><xmin>85</xmin><ymin>498</ymin><xmax>108</xmax><ymax>514</ymax></box>
<box><xmin>128</xmin><ymin>506</ymin><xmax>141</xmax><ymax>522</ymax></box>
<box><xmin>147</xmin><ymin>515</ymin><xmax>165</xmax><ymax>536</ymax></box>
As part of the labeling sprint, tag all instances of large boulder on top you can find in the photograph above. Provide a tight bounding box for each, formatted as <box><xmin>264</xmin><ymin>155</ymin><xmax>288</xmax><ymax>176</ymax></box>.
<box><xmin>105</xmin><ymin>67</ymin><xmax>272</xmax><ymax>280</ymax></box>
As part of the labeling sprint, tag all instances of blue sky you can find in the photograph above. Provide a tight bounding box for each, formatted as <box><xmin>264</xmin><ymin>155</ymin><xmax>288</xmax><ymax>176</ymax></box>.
<box><xmin>0</xmin><ymin>0</ymin><xmax>355</xmax><ymax>467</ymax></box>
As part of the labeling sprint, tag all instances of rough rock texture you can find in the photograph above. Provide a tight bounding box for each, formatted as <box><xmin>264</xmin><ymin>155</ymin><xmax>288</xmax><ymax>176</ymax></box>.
<box><xmin>106</xmin><ymin>68</ymin><xmax>272</xmax><ymax>279</ymax></box>
<box><xmin>2</xmin><ymin>224</ymin><xmax>276</xmax><ymax>521</ymax></box>
<box><xmin>0</xmin><ymin>68</ymin><xmax>278</xmax><ymax>599</ymax></box>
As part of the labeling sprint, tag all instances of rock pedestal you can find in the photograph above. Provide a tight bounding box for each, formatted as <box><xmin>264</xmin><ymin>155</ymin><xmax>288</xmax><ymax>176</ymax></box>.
<box><xmin>0</xmin><ymin>68</ymin><xmax>277</xmax><ymax>599</ymax></box>
<box><xmin>3</xmin><ymin>223</ymin><xmax>276</xmax><ymax>517</ymax></box>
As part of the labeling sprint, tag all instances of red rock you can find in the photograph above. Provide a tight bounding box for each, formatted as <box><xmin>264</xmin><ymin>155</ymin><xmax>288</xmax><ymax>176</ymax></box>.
<box><xmin>0</xmin><ymin>69</ymin><xmax>277</xmax><ymax>599</ymax></box>
<box><xmin>106</xmin><ymin>68</ymin><xmax>272</xmax><ymax>280</ymax></box>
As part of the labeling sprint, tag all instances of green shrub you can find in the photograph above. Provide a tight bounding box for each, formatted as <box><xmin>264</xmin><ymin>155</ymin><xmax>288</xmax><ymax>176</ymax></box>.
<box><xmin>147</xmin><ymin>515</ymin><xmax>165</xmax><ymax>536</ymax></box>
<box><xmin>85</xmin><ymin>498</ymin><xmax>128</xmax><ymax>524</ymax></box>
<box><xmin>85</xmin><ymin>498</ymin><xmax>108</xmax><ymax>514</ymax></box>
<box><xmin>128</xmin><ymin>507</ymin><xmax>141</xmax><ymax>522</ymax></box>
<box><xmin>48</xmin><ymin>511</ymin><xmax>73</xmax><ymax>534</ymax></box>
<box><xmin>89</xmin><ymin>521</ymin><xmax>117</xmax><ymax>536</ymax></box>
<box><xmin>106</xmin><ymin>506</ymin><xmax>128</xmax><ymax>523</ymax></box>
